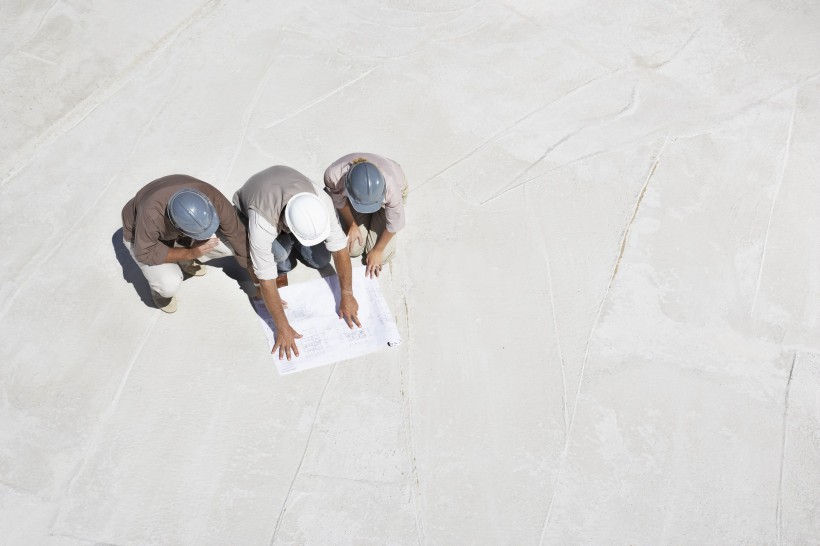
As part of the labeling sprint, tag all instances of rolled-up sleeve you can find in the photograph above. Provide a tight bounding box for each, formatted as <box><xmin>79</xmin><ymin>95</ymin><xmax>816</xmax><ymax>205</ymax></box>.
<box><xmin>211</xmin><ymin>192</ymin><xmax>250</xmax><ymax>269</ymax></box>
<box><xmin>383</xmin><ymin>168</ymin><xmax>407</xmax><ymax>233</ymax></box>
<box><xmin>323</xmin><ymin>158</ymin><xmax>349</xmax><ymax>210</ymax></box>
<box><xmin>247</xmin><ymin>210</ymin><xmax>280</xmax><ymax>280</ymax></box>
<box><xmin>321</xmin><ymin>191</ymin><xmax>347</xmax><ymax>252</ymax></box>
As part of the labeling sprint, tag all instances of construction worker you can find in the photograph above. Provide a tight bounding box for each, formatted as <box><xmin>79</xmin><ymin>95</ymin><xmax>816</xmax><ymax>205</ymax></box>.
<box><xmin>233</xmin><ymin>165</ymin><xmax>360</xmax><ymax>360</ymax></box>
<box><xmin>121</xmin><ymin>175</ymin><xmax>250</xmax><ymax>313</ymax></box>
<box><xmin>323</xmin><ymin>152</ymin><xmax>408</xmax><ymax>278</ymax></box>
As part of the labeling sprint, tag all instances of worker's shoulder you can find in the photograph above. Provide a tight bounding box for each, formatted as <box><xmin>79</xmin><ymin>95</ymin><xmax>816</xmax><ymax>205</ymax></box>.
<box><xmin>244</xmin><ymin>165</ymin><xmax>312</xmax><ymax>185</ymax></box>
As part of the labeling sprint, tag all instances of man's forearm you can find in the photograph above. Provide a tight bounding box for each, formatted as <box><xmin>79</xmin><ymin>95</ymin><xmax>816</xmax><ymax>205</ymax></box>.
<box><xmin>259</xmin><ymin>279</ymin><xmax>289</xmax><ymax>329</ymax></box>
<box><xmin>332</xmin><ymin>248</ymin><xmax>354</xmax><ymax>292</ymax></box>
<box><xmin>339</xmin><ymin>201</ymin><xmax>356</xmax><ymax>229</ymax></box>
<box><xmin>373</xmin><ymin>229</ymin><xmax>395</xmax><ymax>252</ymax></box>
<box><xmin>163</xmin><ymin>246</ymin><xmax>196</xmax><ymax>263</ymax></box>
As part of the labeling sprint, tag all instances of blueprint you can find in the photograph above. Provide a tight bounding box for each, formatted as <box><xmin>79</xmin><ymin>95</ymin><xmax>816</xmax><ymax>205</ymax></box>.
<box><xmin>251</xmin><ymin>268</ymin><xmax>402</xmax><ymax>375</ymax></box>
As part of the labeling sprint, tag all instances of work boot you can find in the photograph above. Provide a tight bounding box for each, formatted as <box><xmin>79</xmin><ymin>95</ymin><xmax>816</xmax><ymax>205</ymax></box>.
<box><xmin>151</xmin><ymin>291</ymin><xmax>178</xmax><ymax>313</ymax></box>
<box><xmin>179</xmin><ymin>260</ymin><xmax>206</xmax><ymax>277</ymax></box>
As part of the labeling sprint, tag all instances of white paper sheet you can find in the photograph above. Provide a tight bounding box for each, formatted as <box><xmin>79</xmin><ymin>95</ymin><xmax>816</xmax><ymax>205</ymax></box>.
<box><xmin>251</xmin><ymin>268</ymin><xmax>402</xmax><ymax>375</ymax></box>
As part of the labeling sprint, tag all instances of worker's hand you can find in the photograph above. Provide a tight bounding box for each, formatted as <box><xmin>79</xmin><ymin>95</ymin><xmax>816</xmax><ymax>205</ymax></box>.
<box><xmin>190</xmin><ymin>237</ymin><xmax>219</xmax><ymax>259</ymax></box>
<box><xmin>365</xmin><ymin>250</ymin><xmax>384</xmax><ymax>278</ymax></box>
<box><xmin>347</xmin><ymin>224</ymin><xmax>364</xmax><ymax>253</ymax></box>
<box><xmin>338</xmin><ymin>291</ymin><xmax>361</xmax><ymax>329</ymax></box>
<box><xmin>273</xmin><ymin>323</ymin><xmax>302</xmax><ymax>360</ymax></box>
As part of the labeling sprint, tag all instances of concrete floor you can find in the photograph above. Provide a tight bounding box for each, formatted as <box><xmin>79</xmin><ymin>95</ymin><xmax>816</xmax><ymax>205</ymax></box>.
<box><xmin>1</xmin><ymin>1</ymin><xmax>819</xmax><ymax>544</ymax></box>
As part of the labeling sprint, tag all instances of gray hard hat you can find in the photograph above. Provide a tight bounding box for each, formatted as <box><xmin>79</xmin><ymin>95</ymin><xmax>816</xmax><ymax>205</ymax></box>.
<box><xmin>345</xmin><ymin>162</ymin><xmax>385</xmax><ymax>214</ymax></box>
<box><xmin>167</xmin><ymin>188</ymin><xmax>220</xmax><ymax>239</ymax></box>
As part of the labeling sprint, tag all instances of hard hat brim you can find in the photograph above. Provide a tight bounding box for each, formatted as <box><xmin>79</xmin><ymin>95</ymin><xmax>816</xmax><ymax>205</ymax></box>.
<box><xmin>291</xmin><ymin>225</ymin><xmax>330</xmax><ymax>247</ymax></box>
<box><xmin>349</xmin><ymin>197</ymin><xmax>383</xmax><ymax>214</ymax></box>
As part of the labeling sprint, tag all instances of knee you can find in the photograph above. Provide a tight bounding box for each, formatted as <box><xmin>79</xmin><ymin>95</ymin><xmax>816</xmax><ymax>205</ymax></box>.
<box><xmin>271</xmin><ymin>236</ymin><xmax>293</xmax><ymax>263</ymax></box>
<box><xmin>348</xmin><ymin>240</ymin><xmax>365</xmax><ymax>258</ymax></box>
<box><xmin>272</xmin><ymin>247</ymin><xmax>291</xmax><ymax>263</ymax></box>
<box><xmin>148</xmin><ymin>274</ymin><xmax>182</xmax><ymax>298</ymax></box>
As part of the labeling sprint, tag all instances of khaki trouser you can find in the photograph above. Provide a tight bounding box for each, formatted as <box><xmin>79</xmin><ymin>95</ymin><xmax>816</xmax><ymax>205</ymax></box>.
<box><xmin>125</xmin><ymin>235</ymin><xmax>234</xmax><ymax>298</ymax></box>
<box><xmin>343</xmin><ymin>208</ymin><xmax>398</xmax><ymax>262</ymax></box>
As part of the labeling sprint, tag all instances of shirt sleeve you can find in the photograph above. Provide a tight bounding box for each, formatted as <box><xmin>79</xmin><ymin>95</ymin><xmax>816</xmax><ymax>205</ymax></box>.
<box><xmin>323</xmin><ymin>158</ymin><xmax>349</xmax><ymax>210</ymax></box>
<box><xmin>132</xmin><ymin>211</ymin><xmax>171</xmax><ymax>266</ymax></box>
<box><xmin>383</xmin><ymin>164</ymin><xmax>407</xmax><ymax>233</ymax></box>
<box><xmin>320</xmin><ymin>191</ymin><xmax>347</xmax><ymax>252</ymax></box>
<box><xmin>211</xmin><ymin>192</ymin><xmax>250</xmax><ymax>269</ymax></box>
<box><xmin>247</xmin><ymin>210</ymin><xmax>281</xmax><ymax>280</ymax></box>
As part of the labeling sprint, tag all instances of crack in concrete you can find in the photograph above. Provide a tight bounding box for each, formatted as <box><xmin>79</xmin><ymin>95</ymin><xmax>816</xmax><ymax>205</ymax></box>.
<box><xmin>481</xmin><ymin>82</ymin><xmax>640</xmax><ymax>206</ymax></box>
<box><xmin>297</xmin><ymin>472</ymin><xmax>405</xmax><ymax>486</ymax></box>
<box><xmin>399</xmin><ymin>287</ymin><xmax>425</xmax><ymax>546</ymax></box>
<box><xmin>411</xmin><ymin>69</ymin><xmax>623</xmax><ymax>196</ymax></box>
<box><xmin>751</xmin><ymin>89</ymin><xmax>798</xmax><ymax>317</ymax></box>
<box><xmin>537</xmin><ymin>135</ymin><xmax>670</xmax><ymax>544</ymax></box>
<box><xmin>523</xmin><ymin>184</ymin><xmax>569</xmax><ymax>436</ymax></box>
<box><xmin>269</xmin><ymin>364</ymin><xmax>337</xmax><ymax>545</ymax></box>
<box><xmin>0</xmin><ymin>0</ymin><xmax>60</xmax><ymax>65</ymax></box>
<box><xmin>0</xmin><ymin>73</ymin><xmax>183</xmax><ymax>319</ymax></box>
<box><xmin>17</xmin><ymin>49</ymin><xmax>57</xmax><ymax>65</ymax></box>
<box><xmin>646</xmin><ymin>25</ymin><xmax>703</xmax><ymax>70</ymax></box>
<box><xmin>50</xmin><ymin>531</ymin><xmax>122</xmax><ymax>546</ymax></box>
<box><xmin>223</xmin><ymin>49</ymin><xmax>280</xmax><ymax>184</ymax></box>
<box><xmin>50</xmin><ymin>312</ymin><xmax>159</xmax><ymax>536</ymax></box>
<box><xmin>262</xmin><ymin>65</ymin><xmax>382</xmax><ymax>131</ymax></box>
<box><xmin>776</xmin><ymin>352</ymin><xmax>798</xmax><ymax>546</ymax></box>
<box><xmin>0</xmin><ymin>0</ymin><xmax>224</xmax><ymax>188</ymax></box>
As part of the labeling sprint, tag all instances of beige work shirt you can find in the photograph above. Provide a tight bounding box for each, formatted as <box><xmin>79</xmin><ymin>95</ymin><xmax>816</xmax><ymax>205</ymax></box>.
<box><xmin>323</xmin><ymin>152</ymin><xmax>408</xmax><ymax>233</ymax></box>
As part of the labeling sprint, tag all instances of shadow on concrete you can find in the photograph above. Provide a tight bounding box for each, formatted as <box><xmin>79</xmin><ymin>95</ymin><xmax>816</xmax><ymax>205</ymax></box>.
<box><xmin>111</xmin><ymin>228</ymin><xmax>153</xmax><ymax>308</ymax></box>
<box><xmin>204</xmin><ymin>255</ymin><xmax>254</xmax><ymax>298</ymax></box>
<box><xmin>112</xmin><ymin>229</ymin><xmax>256</xmax><ymax>307</ymax></box>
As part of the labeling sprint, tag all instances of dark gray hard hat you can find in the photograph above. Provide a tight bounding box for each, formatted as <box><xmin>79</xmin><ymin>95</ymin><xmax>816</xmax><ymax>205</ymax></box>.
<box><xmin>167</xmin><ymin>188</ymin><xmax>220</xmax><ymax>239</ymax></box>
<box><xmin>345</xmin><ymin>162</ymin><xmax>385</xmax><ymax>214</ymax></box>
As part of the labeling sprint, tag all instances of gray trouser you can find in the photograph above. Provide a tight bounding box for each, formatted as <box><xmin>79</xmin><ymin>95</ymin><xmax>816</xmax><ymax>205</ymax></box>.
<box><xmin>344</xmin><ymin>208</ymin><xmax>398</xmax><ymax>262</ymax></box>
<box><xmin>125</xmin><ymin>235</ymin><xmax>234</xmax><ymax>298</ymax></box>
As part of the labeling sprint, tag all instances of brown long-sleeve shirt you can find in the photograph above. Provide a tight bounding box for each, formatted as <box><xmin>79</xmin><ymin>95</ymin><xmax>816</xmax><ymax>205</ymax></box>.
<box><xmin>121</xmin><ymin>175</ymin><xmax>249</xmax><ymax>268</ymax></box>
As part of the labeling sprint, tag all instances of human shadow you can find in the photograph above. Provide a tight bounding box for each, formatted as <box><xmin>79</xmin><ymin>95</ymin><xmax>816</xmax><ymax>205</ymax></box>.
<box><xmin>111</xmin><ymin>228</ymin><xmax>153</xmax><ymax>307</ymax></box>
<box><xmin>112</xmin><ymin>229</ymin><xmax>256</xmax><ymax>307</ymax></box>
<box><xmin>204</xmin><ymin>255</ymin><xmax>254</xmax><ymax>297</ymax></box>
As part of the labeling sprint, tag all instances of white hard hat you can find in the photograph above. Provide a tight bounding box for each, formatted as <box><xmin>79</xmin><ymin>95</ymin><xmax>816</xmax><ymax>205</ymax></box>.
<box><xmin>285</xmin><ymin>192</ymin><xmax>330</xmax><ymax>247</ymax></box>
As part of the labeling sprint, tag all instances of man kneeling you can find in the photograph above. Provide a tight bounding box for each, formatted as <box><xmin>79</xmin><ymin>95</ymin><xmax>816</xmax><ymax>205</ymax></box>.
<box><xmin>121</xmin><ymin>175</ymin><xmax>249</xmax><ymax>313</ymax></box>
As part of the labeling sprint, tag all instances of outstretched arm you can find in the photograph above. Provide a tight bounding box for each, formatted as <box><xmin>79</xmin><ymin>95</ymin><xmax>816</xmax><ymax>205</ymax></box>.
<box><xmin>332</xmin><ymin>247</ymin><xmax>361</xmax><ymax>328</ymax></box>
<box><xmin>258</xmin><ymin>278</ymin><xmax>302</xmax><ymax>360</ymax></box>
